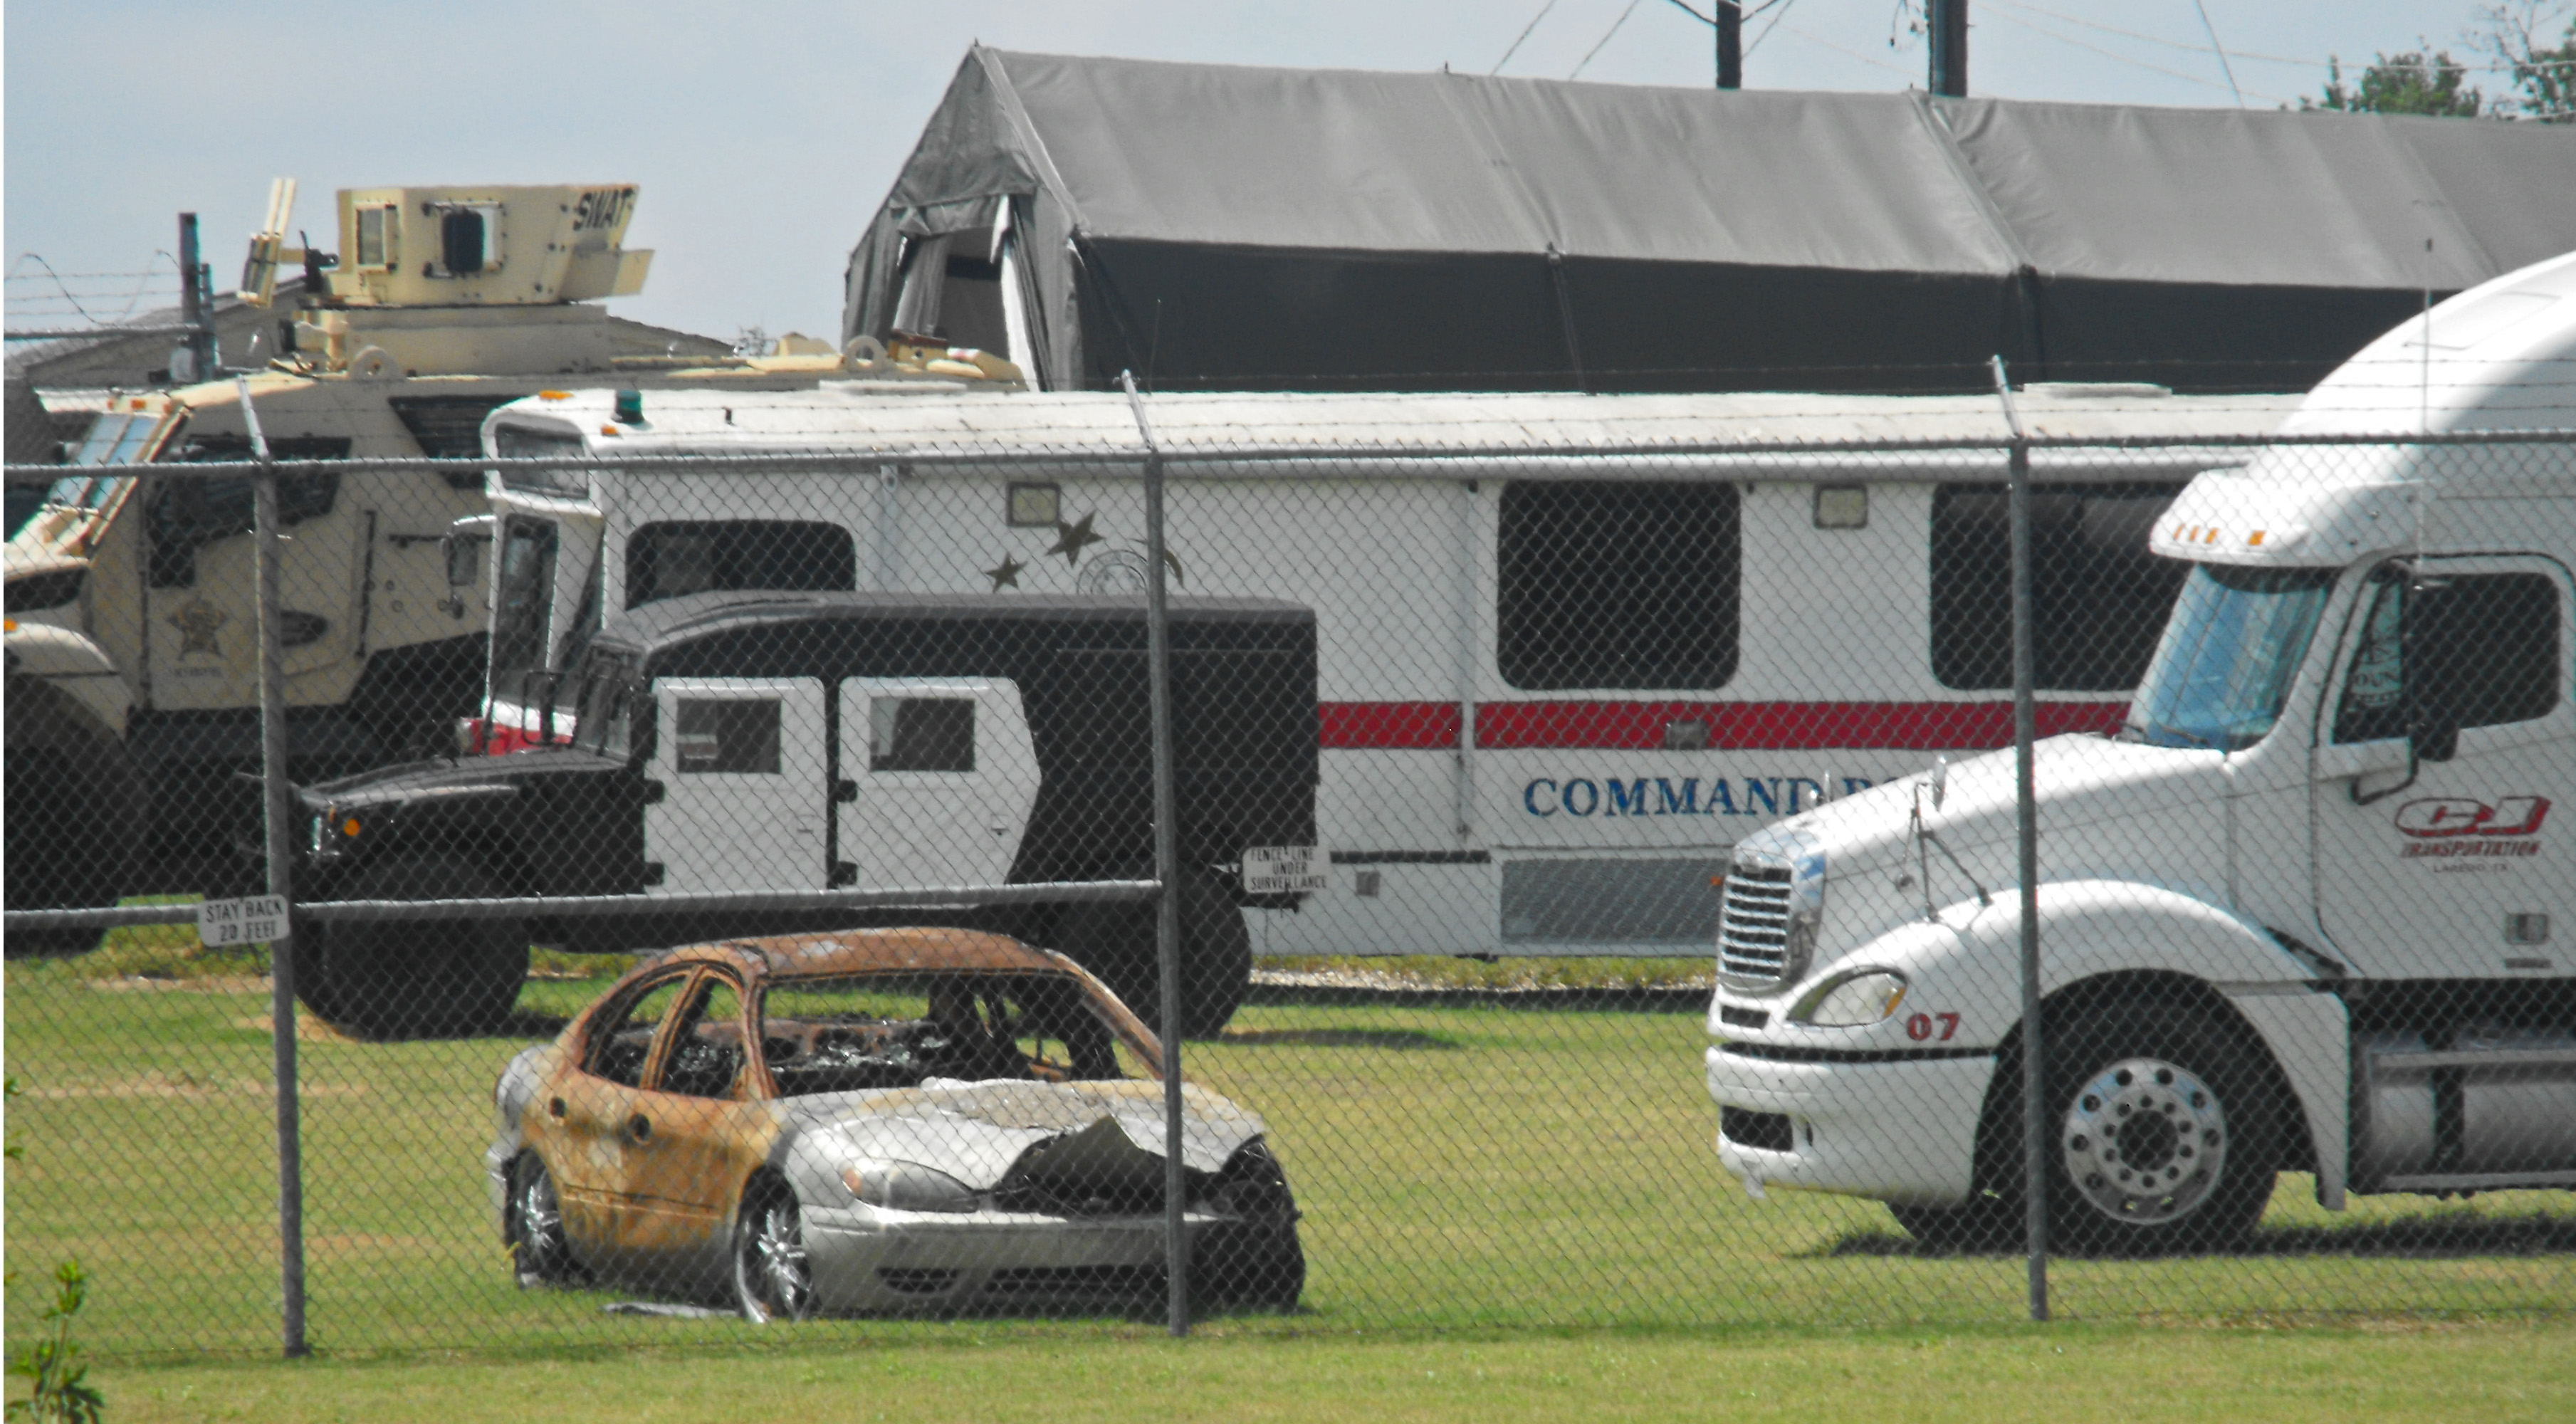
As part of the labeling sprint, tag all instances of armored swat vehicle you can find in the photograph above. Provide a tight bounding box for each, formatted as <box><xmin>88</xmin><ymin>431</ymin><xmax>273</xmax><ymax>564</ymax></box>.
<box><xmin>293</xmin><ymin>590</ymin><xmax>1319</xmax><ymax>1040</ymax></box>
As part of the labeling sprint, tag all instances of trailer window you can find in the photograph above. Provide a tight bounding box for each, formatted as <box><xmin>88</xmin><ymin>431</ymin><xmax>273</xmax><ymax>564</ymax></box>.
<box><xmin>1931</xmin><ymin>483</ymin><xmax>2188</xmax><ymax>691</ymax></box>
<box><xmin>625</xmin><ymin>521</ymin><xmax>857</xmax><ymax>608</ymax></box>
<box><xmin>1497</xmin><ymin>482</ymin><xmax>1739</xmax><ymax>691</ymax></box>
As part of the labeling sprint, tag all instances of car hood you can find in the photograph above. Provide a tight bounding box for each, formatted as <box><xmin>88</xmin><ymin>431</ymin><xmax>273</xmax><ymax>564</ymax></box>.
<box><xmin>780</xmin><ymin>1078</ymin><xmax>1267</xmax><ymax>1190</ymax></box>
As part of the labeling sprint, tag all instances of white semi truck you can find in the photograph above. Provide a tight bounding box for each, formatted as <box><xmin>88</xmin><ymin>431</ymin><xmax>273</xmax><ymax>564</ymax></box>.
<box><xmin>1704</xmin><ymin>251</ymin><xmax>2576</xmax><ymax>1253</ymax></box>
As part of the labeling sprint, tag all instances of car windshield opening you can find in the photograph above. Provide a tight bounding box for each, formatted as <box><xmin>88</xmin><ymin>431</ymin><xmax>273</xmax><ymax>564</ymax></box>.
<box><xmin>755</xmin><ymin>974</ymin><xmax>1132</xmax><ymax>1096</ymax></box>
<box><xmin>2125</xmin><ymin>565</ymin><xmax>2335</xmax><ymax>752</ymax></box>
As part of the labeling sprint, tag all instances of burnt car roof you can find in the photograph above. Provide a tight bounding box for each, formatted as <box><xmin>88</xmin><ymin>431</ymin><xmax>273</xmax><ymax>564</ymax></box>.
<box><xmin>591</xmin><ymin>591</ymin><xmax>1314</xmax><ymax>661</ymax></box>
<box><xmin>631</xmin><ymin>927</ymin><xmax>1166</xmax><ymax>1074</ymax></box>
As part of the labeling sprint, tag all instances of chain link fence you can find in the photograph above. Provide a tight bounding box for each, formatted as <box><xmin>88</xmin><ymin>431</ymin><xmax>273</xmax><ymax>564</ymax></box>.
<box><xmin>6</xmin><ymin>381</ymin><xmax>2572</xmax><ymax>1358</ymax></box>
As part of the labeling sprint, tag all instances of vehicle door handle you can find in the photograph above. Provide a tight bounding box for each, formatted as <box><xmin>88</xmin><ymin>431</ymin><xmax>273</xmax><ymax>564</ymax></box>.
<box><xmin>627</xmin><ymin>1113</ymin><xmax>652</xmax><ymax>1143</ymax></box>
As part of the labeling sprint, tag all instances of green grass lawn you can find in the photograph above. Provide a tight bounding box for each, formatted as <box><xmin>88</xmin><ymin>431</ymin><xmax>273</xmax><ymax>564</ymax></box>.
<box><xmin>80</xmin><ymin>1322</ymin><xmax>2576</xmax><ymax>1423</ymax></box>
<box><xmin>5</xmin><ymin>939</ymin><xmax>2570</xmax><ymax>1363</ymax></box>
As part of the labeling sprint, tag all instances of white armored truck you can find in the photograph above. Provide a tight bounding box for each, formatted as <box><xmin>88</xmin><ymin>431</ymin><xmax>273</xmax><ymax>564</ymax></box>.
<box><xmin>1704</xmin><ymin>252</ymin><xmax>2576</xmax><ymax>1252</ymax></box>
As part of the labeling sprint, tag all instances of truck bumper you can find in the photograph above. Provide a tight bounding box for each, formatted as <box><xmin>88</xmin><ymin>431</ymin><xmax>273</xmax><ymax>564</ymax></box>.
<box><xmin>1704</xmin><ymin>1045</ymin><xmax>1995</xmax><ymax>1208</ymax></box>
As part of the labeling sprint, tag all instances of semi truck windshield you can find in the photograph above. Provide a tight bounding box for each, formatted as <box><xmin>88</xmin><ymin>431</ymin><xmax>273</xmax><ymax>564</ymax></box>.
<box><xmin>2125</xmin><ymin>565</ymin><xmax>2335</xmax><ymax>751</ymax></box>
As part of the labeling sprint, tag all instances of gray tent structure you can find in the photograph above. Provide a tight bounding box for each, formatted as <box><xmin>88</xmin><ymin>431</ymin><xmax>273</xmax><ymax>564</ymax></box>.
<box><xmin>845</xmin><ymin>48</ymin><xmax>2576</xmax><ymax>395</ymax></box>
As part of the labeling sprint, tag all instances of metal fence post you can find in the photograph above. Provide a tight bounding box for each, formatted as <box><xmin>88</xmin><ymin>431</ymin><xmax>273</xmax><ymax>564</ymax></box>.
<box><xmin>1991</xmin><ymin>356</ymin><xmax>2048</xmax><ymax>1322</ymax></box>
<box><xmin>1123</xmin><ymin>372</ymin><xmax>1189</xmax><ymax>1337</ymax></box>
<box><xmin>238</xmin><ymin>377</ymin><xmax>310</xmax><ymax>1356</ymax></box>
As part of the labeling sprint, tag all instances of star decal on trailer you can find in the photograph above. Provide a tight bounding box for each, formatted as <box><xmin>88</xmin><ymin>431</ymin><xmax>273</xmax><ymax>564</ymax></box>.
<box><xmin>1047</xmin><ymin>513</ymin><xmax>1104</xmax><ymax>565</ymax></box>
<box><xmin>985</xmin><ymin>554</ymin><xmax>1026</xmax><ymax>591</ymax></box>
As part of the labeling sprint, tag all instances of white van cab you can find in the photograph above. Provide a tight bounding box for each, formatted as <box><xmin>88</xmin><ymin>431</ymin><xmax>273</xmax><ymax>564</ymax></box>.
<box><xmin>1704</xmin><ymin>252</ymin><xmax>2576</xmax><ymax>1252</ymax></box>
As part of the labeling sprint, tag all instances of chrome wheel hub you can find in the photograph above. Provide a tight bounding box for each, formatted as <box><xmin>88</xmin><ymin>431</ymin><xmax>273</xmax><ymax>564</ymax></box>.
<box><xmin>2059</xmin><ymin>1055</ymin><xmax>2228</xmax><ymax>1226</ymax></box>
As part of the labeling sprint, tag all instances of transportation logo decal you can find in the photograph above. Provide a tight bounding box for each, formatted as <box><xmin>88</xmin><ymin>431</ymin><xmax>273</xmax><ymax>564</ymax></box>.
<box><xmin>2394</xmin><ymin>795</ymin><xmax>2550</xmax><ymax>861</ymax></box>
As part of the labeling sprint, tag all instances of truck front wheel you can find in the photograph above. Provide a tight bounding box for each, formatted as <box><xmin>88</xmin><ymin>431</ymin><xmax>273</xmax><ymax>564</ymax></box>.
<box><xmin>2</xmin><ymin>675</ymin><xmax>143</xmax><ymax>958</ymax></box>
<box><xmin>1056</xmin><ymin>866</ymin><xmax>1252</xmax><ymax>1040</ymax></box>
<box><xmin>2043</xmin><ymin>1005</ymin><xmax>2281</xmax><ymax>1256</ymax></box>
<box><xmin>300</xmin><ymin>854</ymin><xmax>528</xmax><ymax>1039</ymax></box>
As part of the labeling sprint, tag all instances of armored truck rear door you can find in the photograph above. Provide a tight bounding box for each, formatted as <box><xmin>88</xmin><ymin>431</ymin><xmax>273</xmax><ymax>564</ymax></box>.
<box><xmin>643</xmin><ymin>678</ymin><xmax>829</xmax><ymax>894</ymax></box>
<box><xmin>836</xmin><ymin>678</ymin><xmax>1040</xmax><ymax>890</ymax></box>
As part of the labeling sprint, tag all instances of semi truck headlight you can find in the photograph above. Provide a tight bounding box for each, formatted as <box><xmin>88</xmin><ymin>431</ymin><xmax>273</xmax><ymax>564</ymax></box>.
<box><xmin>1790</xmin><ymin>969</ymin><xmax>1909</xmax><ymax>1027</ymax></box>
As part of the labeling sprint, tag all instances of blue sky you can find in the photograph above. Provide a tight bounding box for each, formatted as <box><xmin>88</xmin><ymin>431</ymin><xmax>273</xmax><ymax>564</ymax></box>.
<box><xmin>4</xmin><ymin>1</ymin><xmax>2537</xmax><ymax>343</ymax></box>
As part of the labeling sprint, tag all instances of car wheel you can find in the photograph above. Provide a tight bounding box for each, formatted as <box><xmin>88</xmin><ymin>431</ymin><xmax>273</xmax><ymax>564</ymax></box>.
<box><xmin>1888</xmin><ymin>1196</ymin><xmax>2019</xmax><ymax>1254</ymax></box>
<box><xmin>2043</xmin><ymin>1005</ymin><xmax>2281</xmax><ymax>1257</ymax></box>
<box><xmin>731</xmin><ymin>1182</ymin><xmax>815</xmax><ymax>1323</ymax></box>
<box><xmin>1057</xmin><ymin>866</ymin><xmax>1252</xmax><ymax>1040</ymax></box>
<box><xmin>507</xmin><ymin>1154</ymin><xmax>578</xmax><ymax>1288</ymax></box>
<box><xmin>301</xmin><ymin>854</ymin><xmax>526</xmax><ymax>1039</ymax></box>
<box><xmin>1</xmin><ymin>675</ymin><xmax>142</xmax><ymax>959</ymax></box>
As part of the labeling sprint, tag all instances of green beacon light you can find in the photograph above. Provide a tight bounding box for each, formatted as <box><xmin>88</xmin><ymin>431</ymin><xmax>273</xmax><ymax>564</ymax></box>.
<box><xmin>614</xmin><ymin>389</ymin><xmax>644</xmax><ymax>424</ymax></box>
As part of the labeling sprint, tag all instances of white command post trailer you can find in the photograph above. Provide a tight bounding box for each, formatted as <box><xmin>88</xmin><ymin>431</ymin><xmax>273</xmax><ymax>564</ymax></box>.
<box><xmin>467</xmin><ymin>383</ymin><xmax>2288</xmax><ymax>963</ymax></box>
<box><xmin>1704</xmin><ymin>251</ymin><xmax>2576</xmax><ymax>1254</ymax></box>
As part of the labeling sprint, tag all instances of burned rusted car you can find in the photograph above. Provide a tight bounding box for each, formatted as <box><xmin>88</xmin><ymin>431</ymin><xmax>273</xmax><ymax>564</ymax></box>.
<box><xmin>485</xmin><ymin>928</ymin><xmax>1303</xmax><ymax>1319</ymax></box>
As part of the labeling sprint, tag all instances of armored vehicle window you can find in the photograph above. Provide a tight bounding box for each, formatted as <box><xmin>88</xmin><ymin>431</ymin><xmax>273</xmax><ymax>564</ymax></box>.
<box><xmin>2337</xmin><ymin>570</ymin><xmax>2562</xmax><ymax>742</ymax></box>
<box><xmin>353</xmin><ymin>205</ymin><xmax>394</xmax><ymax>269</ymax></box>
<box><xmin>1931</xmin><ymin>483</ymin><xmax>2189</xmax><ymax>691</ymax></box>
<box><xmin>491</xmin><ymin>424</ymin><xmax>587</xmax><ymax>496</ymax></box>
<box><xmin>624</xmin><ymin>521</ymin><xmax>856</xmax><ymax>608</ymax></box>
<box><xmin>147</xmin><ymin>437</ymin><xmax>349</xmax><ymax>587</ymax></box>
<box><xmin>871</xmin><ymin>698</ymin><xmax>975</xmax><ymax>772</ymax></box>
<box><xmin>1497</xmin><ymin>481</ymin><xmax>1739</xmax><ymax>691</ymax></box>
<box><xmin>491</xmin><ymin>518</ymin><xmax>557</xmax><ymax>678</ymax></box>
<box><xmin>588</xmin><ymin>973</ymin><xmax>692</xmax><ymax>1089</ymax></box>
<box><xmin>674</xmin><ymin>698</ymin><xmax>781</xmax><ymax>774</ymax></box>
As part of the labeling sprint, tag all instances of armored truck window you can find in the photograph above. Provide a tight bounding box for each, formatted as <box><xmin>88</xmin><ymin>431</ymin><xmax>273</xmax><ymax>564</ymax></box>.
<box><xmin>674</xmin><ymin>698</ymin><xmax>781</xmax><ymax>774</ymax></box>
<box><xmin>625</xmin><ymin>521</ymin><xmax>857</xmax><ymax>608</ymax></box>
<box><xmin>871</xmin><ymin>698</ymin><xmax>975</xmax><ymax>772</ymax></box>
<box><xmin>1930</xmin><ymin>483</ymin><xmax>2188</xmax><ymax>691</ymax></box>
<box><xmin>1497</xmin><ymin>481</ymin><xmax>1739</xmax><ymax>691</ymax></box>
<box><xmin>2337</xmin><ymin>571</ymin><xmax>2562</xmax><ymax>743</ymax></box>
<box><xmin>147</xmin><ymin>437</ymin><xmax>349</xmax><ymax>587</ymax></box>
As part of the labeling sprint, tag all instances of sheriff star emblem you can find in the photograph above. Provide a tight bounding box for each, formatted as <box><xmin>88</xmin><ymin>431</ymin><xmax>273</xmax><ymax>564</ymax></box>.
<box><xmin>168</xmin><ymin>599</ymin><xmax>227</xmax><ymax>658</ymax></box>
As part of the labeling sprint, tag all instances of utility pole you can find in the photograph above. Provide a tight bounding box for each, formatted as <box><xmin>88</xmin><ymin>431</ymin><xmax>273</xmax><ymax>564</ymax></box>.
<box><xmin>176</xmin><ymin>212</ymin><xmax>217</xmax><ymax>382</ymax></box>
<box><xmin>1929</xmin><ymin>0</ymin><xmax>1968</xmax><ymax>97</ymax></box>
<box><xmin>1717</xmin><ymin>1</ymin><xmax>1742</xmax><ymax>90</ymax></box>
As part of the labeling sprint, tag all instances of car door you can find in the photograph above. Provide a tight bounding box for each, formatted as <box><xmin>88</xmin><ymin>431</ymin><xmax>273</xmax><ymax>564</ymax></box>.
<box><xmin>2313</xmin><ymin>556</ymin><xmax>2574</xmax><ymax>980</ymax></box>
<box><xmin>642</xmin><ymin>677</ymin><xmax>828</xmax><ymax>894</ymax></box>
<box><xmin>618</xmin><ymin>970</ymin><xmax>775</xmax><ymax>1293</ymax></box>
<box><xmin>835</xmin><ymin>677</ymin><xmax>1041</xmax><ymax>890</ymax></box>
<box><xmin>546</xmin><ymin>968</ymin><xmax>696</xmax><ymax>1274</ymax></box>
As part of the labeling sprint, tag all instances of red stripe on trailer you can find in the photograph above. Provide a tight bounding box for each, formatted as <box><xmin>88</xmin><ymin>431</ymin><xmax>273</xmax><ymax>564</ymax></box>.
<box><xmin>1319</xmin><ymin>701</ymin><xmax>1463</xmax><ymax>748</ymax></box>
<box><xmin>1316</xmin><ymin>700</ymin><xmax>2129</xmax><ymax>750</ymax></box>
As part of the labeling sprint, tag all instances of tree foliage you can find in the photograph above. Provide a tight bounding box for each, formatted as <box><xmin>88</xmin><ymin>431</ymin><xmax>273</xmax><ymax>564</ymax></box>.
<box><xmin>2471</xmin><ymin>2</ymin><xmax>2576</xmax><ymax>120</ymax></box>
<box><xmin>2304</xmin><ymin>51</ymin><xmax>2486</xmax><ymax>117</ymax></box>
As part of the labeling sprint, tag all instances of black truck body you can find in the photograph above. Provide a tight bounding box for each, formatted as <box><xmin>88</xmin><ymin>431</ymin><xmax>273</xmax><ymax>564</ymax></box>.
<box><xmin>294</xmin><ymin>592</ymin><xmax>1318</xmax><ymax>1039</ymax></box>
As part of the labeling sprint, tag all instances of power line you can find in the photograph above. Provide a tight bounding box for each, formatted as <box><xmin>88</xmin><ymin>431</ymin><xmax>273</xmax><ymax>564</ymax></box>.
<box><xmin>1985</xmin><ymin>7</ymin><xmax>2292</xmax><ymax>103</ymax></box>
<box><xmin>1492</xmin><ymin>0</ymin><xmax>1562</xmax><ymax>74</ymax></box>
<box><xmin>2185</xmin><ymin>0</ymin><xmax>2244</xmax><ymax>107</ymax></box>
<box><xmin>1571</xmin><ymin>0</ymin><xmax>1647</xmax><ymax>79</ymax></box>
<box><xmin>1746</xmin><ymin>0</ymin><xmax>1800</xmax><ymax>57</ymax></box>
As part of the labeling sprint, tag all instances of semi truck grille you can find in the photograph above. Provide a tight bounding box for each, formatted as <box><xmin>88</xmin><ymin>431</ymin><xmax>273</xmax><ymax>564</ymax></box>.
<box><xmin>1717</xmin><ymin>863</ymin><xmax>1794</xmax><ymax>985</ymax></box>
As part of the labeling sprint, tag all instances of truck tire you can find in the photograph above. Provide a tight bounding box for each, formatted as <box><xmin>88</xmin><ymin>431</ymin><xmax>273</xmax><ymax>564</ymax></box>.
<box><xmin>1056</xmin><ymin>866</ymin><xmax>1252</xmax><ymax>1040</ymax></box>
<box><xmin>2043</xmin><ymin>1004</ymin><xmax>2281</xmax><ymax>1256</ymax></box>
<box><xmin>2</xmin><ymin>674</ymin><xmax>143</xmax><ymax>958</ymax></box>
<box><xmin>300</xmin><ymin>854</ymin><xmax>527</xmax><ymax>1039</ymax></box>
